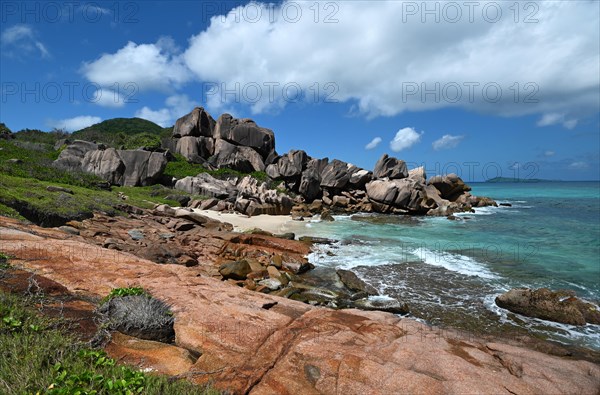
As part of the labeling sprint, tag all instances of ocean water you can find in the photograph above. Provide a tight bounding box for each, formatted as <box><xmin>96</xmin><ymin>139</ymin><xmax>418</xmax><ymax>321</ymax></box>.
<box><xmin>291</xmin><ymin>182</ymin><xmax>600</xmax><ymax>350</ymax></box>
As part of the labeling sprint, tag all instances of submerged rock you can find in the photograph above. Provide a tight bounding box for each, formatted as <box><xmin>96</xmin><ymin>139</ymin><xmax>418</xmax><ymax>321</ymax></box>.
<box><xmin>495</xmin><ymin>288</ymin><xmax>600</xmax><ymax>326</ymax></box>
<box><xmin>336</xmin><ymin>269</ymin><xmax>379</xmax><ymax>296</ymax></box>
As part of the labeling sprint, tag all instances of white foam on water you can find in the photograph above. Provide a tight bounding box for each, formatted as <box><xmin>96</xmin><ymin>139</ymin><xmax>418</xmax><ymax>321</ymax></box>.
<box><xmin>410</xmin><ymin>247</ymin><xmax>500</xmax><ymax>280</ymax></box>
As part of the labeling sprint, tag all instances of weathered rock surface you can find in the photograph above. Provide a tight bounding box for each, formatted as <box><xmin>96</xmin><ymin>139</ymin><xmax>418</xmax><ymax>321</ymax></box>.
<box><xmin>175</xmin><ymin>173</ymin><xmax>238</xmax><ymax>199</ymax></box>
<box><xmin>336</xmin><ymin>269</ymin><xmax>378</xmax><ymax>296</ymax></box>
<box><xmin>172</xmin><ymin>106</ymin><xmax>216</xmax><ymax>138</ymax></box>
<box><xmin>54</xmin><ymin>142</ymin><xmax>168</xmax><ymax>186</ymax></box>
<box><xmin>213</xmin><ymin>114</ymin><xmax>275</xmax><ymax>158</ymax></box>
<box><xmin>210</xmin><ymin>138</ymin><xmax>265</xmax><ymax>172</ymax></box>
<box><xmin>428</xmin><ymin>173</ymin><xmax>471</xmax><ymax>201</ymax></box>
<box><xmin>2</xmin><ymin>217</ymin><xmax>599</xmax><ymax>395</ymax></box>
<box><xmin>53</xmin><ymin>140</ymin><xmax>98</xmax><ymax>171</ymax></box>
<box><xmin>495</xmin><ymin>288</ymin><xmax>600</xmax><ymax>326</ymax></box>
<box><xmin>373</xmin><ymin>154</ymin><xmax>408</xmax><ymax>180</ymax></box>
<box><xmin>320</xmin><ymin>159</ymin><xmax>351</xmax><ymax>190</ymax></box>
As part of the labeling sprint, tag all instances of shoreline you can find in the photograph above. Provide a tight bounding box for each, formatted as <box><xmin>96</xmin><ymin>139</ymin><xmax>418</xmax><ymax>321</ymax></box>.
<box><xmin>191</xmin><ymin>208</ymin><xmax>313</xmax><ymax>236</ymax></box>
<box><xmin>1</xmin><ymin>214</ymin><xmax>599</xmax><ymax>393</ymax></box>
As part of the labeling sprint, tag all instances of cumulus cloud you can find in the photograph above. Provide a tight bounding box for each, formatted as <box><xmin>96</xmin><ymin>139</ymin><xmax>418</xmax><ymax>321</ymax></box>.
<box><xmin>537</xmin><ymin>113</ymin><xmax>579</xmax><ymax>129</ymax></box>
<box><xmin>134</xmin><ymin>94</ymin><xmax>199</xmax><ymax>127</ymax></box>
<box><xmin>365</xmin><ymin>137</ymin><xmax>382</xmax><ymax>150</ymax></box>
<box><xmin>432</xmin><ymin>134</ymin><xmax>464</xmax><ymax>150</ymax></box>
<box><xmin>1</xmin><ymin>25</ymin><xmax>49</xmax><ymax>59</ymax></box>
<box><xmin>47</xmin><ymin>116</ymin><xmax>101</xmax><ymax>131</ymax></box>
<box><xmin>390</xmin><ymin>127</ymin><xmax>423</xmax><ymax>152</ymax></box>
<box><xmin>81</xmin><ymin>39</ymin><xmax>190</xmax><ymax>92</ymax></box>
<box><xmin>180</xmin><ymin>1</ymin><xmax>599</xmax><ymax>118</ymax></box>
<box><xmin>568</xmin><ymin>161</ymin><xmax>588</xmax><ymax>170</ymax></box>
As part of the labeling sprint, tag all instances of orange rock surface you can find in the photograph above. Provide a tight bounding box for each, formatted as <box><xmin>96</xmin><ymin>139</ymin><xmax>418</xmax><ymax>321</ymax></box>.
<box><xmin>1</xmin><ymin>216</ymin><xmax>599</xmax><ymax>394</ymax></box>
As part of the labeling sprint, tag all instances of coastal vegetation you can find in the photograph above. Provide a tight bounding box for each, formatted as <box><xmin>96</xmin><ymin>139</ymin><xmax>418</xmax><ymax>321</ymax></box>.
<box><xmin>0</xmin><ymin>257</ymin><xmax>218</xmax><ymax>394</ymax></box>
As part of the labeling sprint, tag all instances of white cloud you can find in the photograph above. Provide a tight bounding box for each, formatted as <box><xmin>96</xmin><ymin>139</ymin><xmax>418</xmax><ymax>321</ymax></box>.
<box><xmin>365</xmin><ymin>137</ymin><xmax>382</xmax><ymax>150</ymax></box>
<box><xmin>544</xmin><ymin>150</ymin><xmax>555</xmax><ymax>157</ymax></box>
<box><xmin>562</xmin><ymin>119</ymin><xmax>578</xmax><ymax>130</ymax></box>
<box><xmin>93</xmin><ymin>88</ymin><xmax>126</xmax><ymax>108</ymax></box>
<box><xmin>180</xmin><ymin>1</ymin><xmax>599</xmax><ymax>118</ymax></box>
<box><xmin>1</xmin><ymin>24</ymin><xmax>49</xmax><ymax>59</ymax></box>
<box><xmin>134</xmin><ymin>94</ymin><xmax>199</xmax><ymax>127</ymax></box>
<box><xmin>568</xmin><ymin>161</ymin><xmax>588</xmax><ymax>170</ymax></box>
<box><xmin>135</xmin><ymin>107</ymin><xmax>172</xmax><ymax>127</ymax></box>
<box><xmin>432</xmin><ymin>134</ymin><xmax>464</xmax><ymax>150</ymax></box>
<box><xmin>537</xmin><ymin>113</ymin><xmax>579</xmax><ymax>129</ymax></box>
<box><xmin>81</xmin><ymin>39</ymin><xmax>190</xmax><ymax>92</ymax></box>
<box><xmin>390</xmin><ymin>127</ymin><xmax>423</xmax><ymax>152</ymax></box>
<box><xmin>47</xmin><ymin>116</ymin><xmax>101</xmax><ymax>132</ymax></box>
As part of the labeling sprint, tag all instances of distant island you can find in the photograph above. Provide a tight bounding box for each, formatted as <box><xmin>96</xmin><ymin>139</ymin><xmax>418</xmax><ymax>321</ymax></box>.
<box><xmin>485</xmin><ymin>177</ymin><xmax>562</xmax><ymax>183</ymax></box>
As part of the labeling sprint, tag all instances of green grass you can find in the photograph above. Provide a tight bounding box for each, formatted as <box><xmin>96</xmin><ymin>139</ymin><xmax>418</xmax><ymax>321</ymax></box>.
<box><xmin>0</xmin><ymin>175</ymin><xmax>199</xmax><ymax>226</ymax></box>
<box><xmin>102</xmin><ymin>288</ymin><xmax>149</xmax><ymax>303</ymax></box>
<box><xmin>164</xmin><ymin>154</ymin><xmax>268</xmax><ymax>182</ymax></box>
<box><xmin>0</xmin><ymin>140</ymin><xmax>104</xmax><ymax>189</ymax></box>
<box><xmin>0</xmin><ymin>291</ymin><xmax>219</xmax><ymax>394</ymax></box>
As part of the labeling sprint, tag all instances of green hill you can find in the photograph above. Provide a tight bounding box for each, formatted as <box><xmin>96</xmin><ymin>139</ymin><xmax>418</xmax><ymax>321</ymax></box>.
<box><xmin>71</xmin><ymin>118</ymin><xmax>171</xmax><ymax>148</ymax></box>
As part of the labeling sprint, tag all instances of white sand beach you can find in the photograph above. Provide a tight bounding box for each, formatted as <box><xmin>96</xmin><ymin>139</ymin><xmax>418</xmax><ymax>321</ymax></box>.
<box><xmin>192</xmin><ymin>209</ymin><xmax>311</xmax><ymax>235</ymax></box>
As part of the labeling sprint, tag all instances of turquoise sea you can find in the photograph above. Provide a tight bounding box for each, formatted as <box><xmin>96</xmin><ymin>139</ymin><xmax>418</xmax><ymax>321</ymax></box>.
<box><xmin>292</xmin><ymin>182</ymin><xmax>600</xmax><ymax>350</ymax></box>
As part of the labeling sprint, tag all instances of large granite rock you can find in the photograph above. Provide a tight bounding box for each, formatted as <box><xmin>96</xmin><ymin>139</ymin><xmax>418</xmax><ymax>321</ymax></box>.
<box><xmin>53</xmin><ymin>140</ymin><xmax>98</xmax><ymax>171</ymax></box>
<box><xmin>235</xmin><ymin>176</ymin><xmax>294</xmax><ymax>216</ymax></box>
<box><xmin>213</xmin><ymin>113</ymin><xmax>275</xmax><ymax>158</ymax></box>
<box><xmin>55</xmin><ymin>142</ymin><xmax>167</xmax><ymax>187</ymax></box>
<box><xmin>320</xmin><ymin>159</ymin><xmax>351</xmax><ymax>190</ymax></box>
<box><xmin>172</xmin><ymin>107</ymin><xmax>215</xmax><ymax>138</ymax></box>
<box><xmin>373</xmin><ymin>154</ymin><xmax>408</xmax><ymax>179</ymax></box>
<box><xmin>366</xmin><ymin>178</ymin><xmax>427</xmax><ymax>213</ymax></box>
<box><xmin>210</xmin><ymin>139</ymin><xmax>265</xmax><ymax>172</ymax></box>
<box><xmin>174</xmin><ymin>173</ymin><xmax>237</xmax><ymax>199</ymax></box>
<box><xmin>117</xmin><ymin>150</ymin><xmax>168</xmax><ymax>186</ymax></box>
<box><xmin>495</xmin><ymin>288</ymin><xmax>600</xmax><ymax>326</ymax></box>
<box><xmin>81</xmin><ymin>148</ymin><xmax>124</xmax><ymax>185</ymax></box>
<box><xmin>428</xmin><ymin>173</ymin><xmax>471</xmax><ymax>201</ymax></box>
<box><xmin>175</xmin><ymin>136</ymin><xmax>214</xmax><ymax>163</ymax></box>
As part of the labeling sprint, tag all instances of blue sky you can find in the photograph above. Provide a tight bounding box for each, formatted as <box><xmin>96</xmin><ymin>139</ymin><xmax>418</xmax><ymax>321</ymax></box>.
<box><xmin>1</xmin><ymin>0</ymin><xmax>599</xmax><ymax>181</ymax></box>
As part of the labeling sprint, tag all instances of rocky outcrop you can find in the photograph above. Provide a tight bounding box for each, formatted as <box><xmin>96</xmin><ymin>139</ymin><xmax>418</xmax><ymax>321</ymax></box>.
<box><xmin>172</xmin><ymin>106</ymin><xmax>215</xmax><ymax>138</ymax></box>
<box><xmin>2</xmin><ymin>217</ymin><xmax>599</xmax><ymax>395</ymax></box>
<box><xmin>366</xmin><ymin>178</ymin><xmax>429</xmax><ymax>214</ymax></box>
<box><xmin>175</xmin><ymin>173</ymin><xmax>238</xmax><ymax>199</ymax></box>
<box><xmin>53</xmin><ymin>142</ymin><xmax>167</xmax><ymax>186</ymax></box>
<box><xmin>373</xmin><ymin>154</ymin><xmax>408</xmax><ymax>179</ymax></box>
<box><xmin>320</xmin><ymin>159</ymin><xmax>352</xmax><ymax>190</ymax></box>
<box><xmin>209</xmin><ymin>138</ymin><xmax>265</xmax><ymax>172</ymax></box>
<box><xmin>170</xmin><ymin>109</ymin><xmax>276</xmax><ymax>173</ymax></box>
<box><xmin>428</xmin><ymin>173</ymin><xmax>471</xmax><ymax>201</ymax></box>
<box><xmin>53</xmin><ymin>140</ymin><xmax>99</xmax><ymax>172</ymax></box>
<box><xmin>495</xmin><ymin>288</ymin><xmax>600</xmax><ymax>326</ymax></box>
<box><xmin>235</xmin><ymin>176</ymin><xmax>294</xmax><ymax>216</ymax></box>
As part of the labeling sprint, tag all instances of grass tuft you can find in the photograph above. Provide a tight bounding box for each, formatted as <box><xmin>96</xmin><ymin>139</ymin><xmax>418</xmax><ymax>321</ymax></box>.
<box><xmin>0</xmin><ymin>290</ymin><xmax>220</xmax><ymax>394</ymax></box>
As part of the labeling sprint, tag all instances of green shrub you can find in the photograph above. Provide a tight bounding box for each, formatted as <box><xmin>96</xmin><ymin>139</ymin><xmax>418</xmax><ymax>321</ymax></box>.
<box><xmin>102</xmin><ymin>287</ymin><xmax>148</xmax><ymax>303</ymax></box>
<box><xmin>123</xmin><ymin>133</ymin><xmax>162</xmax><ymax>150</ymax></box>
<box><xmin>0</xmin><ymin>291</ymin><xmax>220</xmax><ymax>394</ymax></box>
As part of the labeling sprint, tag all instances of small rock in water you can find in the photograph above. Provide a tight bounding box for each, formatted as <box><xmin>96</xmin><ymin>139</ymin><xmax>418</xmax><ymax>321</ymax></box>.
<box><xmin>499</xmin><ymin>203</ymin><xmax>512</xmax><ymax>207</ymax></box>
<box><xmin>353</xmin><ymin>297</ymin><xmax>409</xmax><ymax>315</ymax></box>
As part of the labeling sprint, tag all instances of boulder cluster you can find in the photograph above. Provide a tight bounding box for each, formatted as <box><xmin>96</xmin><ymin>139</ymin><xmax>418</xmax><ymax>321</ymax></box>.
<box><xmin>52</xmin><ymin>107</ymin><xmax>496</xmax><ymax>216</ymax></box>
<box><xmin>167</xmin><ymin>108</ymin><xmax>276</xmax><ymax>172</ymax></box>
<box><xmin>53</xmin><ymin>140</ymin><xmax>167</xmax><ymax>187</ymax></box>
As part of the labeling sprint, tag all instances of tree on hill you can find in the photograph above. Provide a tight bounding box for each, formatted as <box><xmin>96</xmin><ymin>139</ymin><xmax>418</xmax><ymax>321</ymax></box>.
<box><xmin>71</xmin><ymin>118</ymin><xmax>170</xmax><ymax>148</ymax></box>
